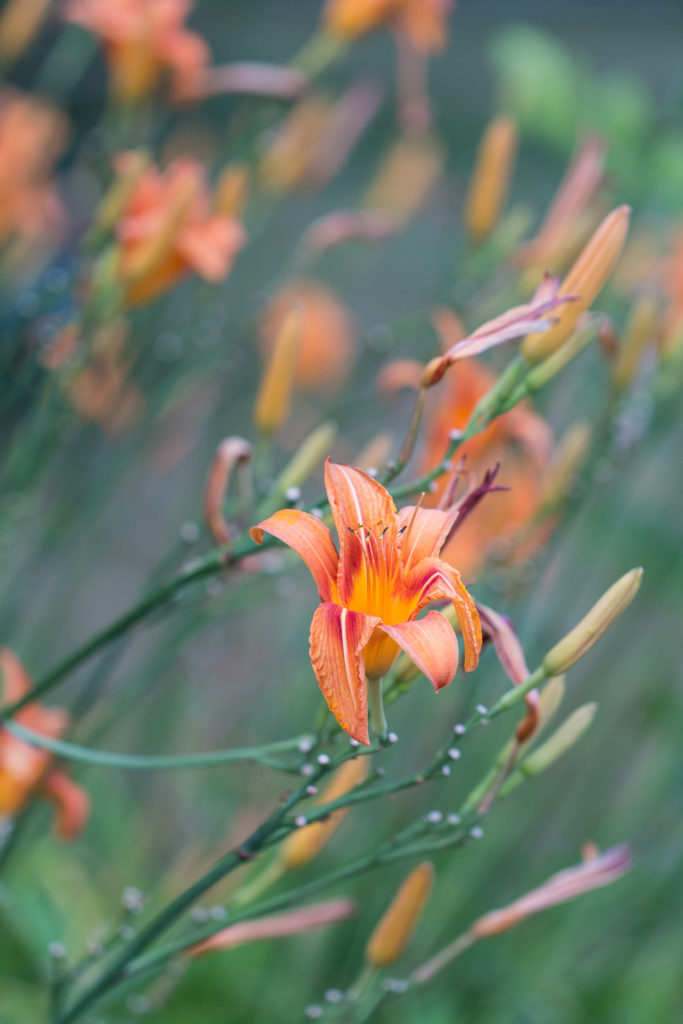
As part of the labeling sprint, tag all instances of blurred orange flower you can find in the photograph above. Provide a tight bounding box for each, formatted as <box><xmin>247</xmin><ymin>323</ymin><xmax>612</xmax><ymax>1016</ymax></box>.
<box><xmin>324</xmin><ymin>0</ymin><xmax>453</xmax><ymax>52</ymax></box>
<box><xmin>0</xmin><ymin>649</ymin><xmax>89</xmax><ymax>839</ymax></box>
<box><xmin>259</xmin><ymin>280</ymin><xmax>357</xmax><ymax>395</ymax></box>
<box><xmin>68</xmin><ymin>319</ymin><xmax>144</xmax><ymax>433</ymax></box>
<box><xmin>63</xmin><ymin>0</ymin><xmax>209</xmax><ymax>103</ymax></box>
<box><xmin>114</xmin><ymin>154</ymin><xmax>246</xmax><ymax>305</ymax></box>
<box><xmin>420</xmin><ymin>311</ymin><xmax>554</xmax><ymax>579</ymax></box>
<box><xmin>0</xmin><ymin>87</ymin><xmax>67</xmax><ymax>247</ymax></box>
<box><xmin>251</xmin><ymin>460</ymin><xmax>481</xmax><ymax>744</ymax></box>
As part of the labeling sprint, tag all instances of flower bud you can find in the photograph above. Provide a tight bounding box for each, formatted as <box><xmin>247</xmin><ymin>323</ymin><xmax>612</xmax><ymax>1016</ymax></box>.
<box><xmin>274</xmin><ymin>422</ymin><xmax>337</xmax><ymax>495</ymax></box>
<box><xmin>280</xmin><ymin>758</ymin><xmax>367</xmax><ymax>871</ymax></box>
<box><xmin>543</xmin><ymin>567</ymin><xmax>642</xmax><ymax>675</ymax></box>
<box><xmin>94</xmin><ymin>151</ymin><xmax>151</xmax><ymax>239</ymax></box>
<box><xmin>254</xmin><ymin>309</ymin><xmax>301</xmax><ymax>435</ymax></box>
<box><xmin>522</xmin><ymin>205</ymin><xmax>631</xmax><ymax>363</ymax></box>
<box><xmin>539</xmin><ymin>422</ymin><xmax>591</xmax><ymax>511</ymax></box>
<box><xmin>365</xmin><ymin>862</ymin><xmax>434</xmax><ymax>968</ymax></box>
<box><xmin>364</xmin><ymin>135</ymin><xmax>443</xmax><ymax>227</ymax></box>
<box><xmin>464</xmin><ymin>115</ymin><xmax>518</xmax><ymax>243</ymax></box>
<box><xmin>215</xmin><ymin>164</ymin><xmax>250</xmax><ymax>218</ymax></box>
<box><xmin>0</xmin><ymin>0</ymin><xmax>50</xmax><ymax>64</ymax></box>
<box><xmin>612</xmin><ymin>294</ymin><xmax>660</xmax><ymax>389</ymax></box>
<box><xmin>518</xmin><ymin>703</ymin><xmax>597</xmax><ymax>778</ymax></box>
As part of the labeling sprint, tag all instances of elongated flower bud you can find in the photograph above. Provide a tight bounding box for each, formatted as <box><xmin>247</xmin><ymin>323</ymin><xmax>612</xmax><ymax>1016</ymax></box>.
<box><xmin>520</xmin><ymin>703</ymin><xmax>597</xmax><ymax>777</ymax></box>
<box><xmin>215</xmin><ymin>164</ymin><xmax>249</xmax><ymax>218</ymax></box>
<box><xmin>275</xmin><ymin>422</ymin><xmax>337</xmax><ymax>494</ymax></box>
<box><xmin>522</xmin><ymin>205</ymin><xmax>631</xmax><ymax>363</ymax></box>
<box><xmin>0</xmin><ymin>0</ymin><xmax>50</xmax><ymax>64</ymax></box>
<box><xmin>364</xmin><ymin>135</ymin><xmax>443</xmax><ymax>227</ymax></box>
<box><xmin>464</xmin><ymin>115</ymin><xmax>518</xmax><ymax>243</ymax></box>
<box><xmin>94</xmin><ymin>151</ymin><xmax>151</xmax><ymax>239</ymax></box>
<box><xmin>254</xmin><ymin>309</ymin><xmax>301</xmax><ymax>434</ymax></box>
<box><xmin>280</xmin><ymin>758</ymin><xmax>367</xmax><ymax>871</ymax></box>
<box><xmin>539</xmin><ymin>422</ymin><xmax>591</xmax><ymax>511</ymax></box>
<box><xmin>366</xmin><ymin>862</ymin><xmax>434</xmax><ymax>967</ymax></box>
<box><xmin>612</xmin><ymin>294</ymin><xmax>660</xmax><ymax>389</ymax></box>
<box><xmin>543</xmin><ymin>567</ymin><xmax>643</xmax><ymax>676</ymax></box>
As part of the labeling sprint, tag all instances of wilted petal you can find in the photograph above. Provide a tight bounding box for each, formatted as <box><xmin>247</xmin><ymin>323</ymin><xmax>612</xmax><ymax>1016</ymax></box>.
<box><xmin>477</xmin><ymin>602</ymin><xmax>539</xmax><ymax>741</ymax></box>
<box><xmin>309</xmin><ymin>604</ymin><xmax>380</xmax><ymax>745</ymax></box>
<box><xmin>379</xmin><ymin>612</ymin><xmax>459</xmax><ymax>691</ymax></box>
<box><xmin>250</xmin><ymin>509</ymin><xmax>339</xmax><ymax>603</ymax></box>
<box><xmin>204</xmin><ymin>436</ymin><xmax>252</xmax><ymax>545</ymax></box>
<box><xmin>190</xmin><ymin>899</ymin><xmax>356</xmax><ymax>956</ymax></box>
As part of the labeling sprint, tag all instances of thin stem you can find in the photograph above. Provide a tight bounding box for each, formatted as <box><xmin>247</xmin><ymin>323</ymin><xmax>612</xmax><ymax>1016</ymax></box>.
<box><xmin>367</xmin><ymin>677</ymin><xmax>387</xmax><ymax>740</ymax></box>
<box><xmin>3</xmin><ymin>721</ymin><xmax>309</xmax><ymax>772</ymax></box>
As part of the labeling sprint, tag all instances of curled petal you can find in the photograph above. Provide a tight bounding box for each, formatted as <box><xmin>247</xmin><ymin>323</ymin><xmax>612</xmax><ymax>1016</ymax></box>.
<box><xmin>379</xmin><ymin>612</ymin><xmax>459</xmax><ymax>691</ymax></box>
<box><xmin>410</xmin><ymin>558</ymin><xmax>482</xmax><ymax>671</ymax></box>
<box><xmin>203</xmin><ymin>436</ymin><xmax>252</xmax><ymax>545</ymax></box>
<box><xmin>42</xmin><ymin>769</ymin><xmax>90</xmax><ymax>840</ymax></box>
<box><xmin>309</xmin><ymin>604</ymin><xmax>380</xmax><ymax>745</ymax></box>
<box><xmin>250</xmin><ymin>510</ymin><xmax>339</xmax><ymax>603</ymax></box>
<box><xmin>324</xmin><ymin>460</ymin><xmax>397</xmax><ymax>605</ymax></box>
<box><xmin>477</xmin><ymin>602</ymin><xmax>539</xmax><ymax>741</ymax></box>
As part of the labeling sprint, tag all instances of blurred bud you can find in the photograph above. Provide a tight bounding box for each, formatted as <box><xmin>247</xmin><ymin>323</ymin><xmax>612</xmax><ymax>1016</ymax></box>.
<box><xmin>366</xmin><ymin>862</ymin><xmax>434</xmax><ymax>967</ymax></box>
<box><xmin>514</xmin><ymin>135</ymin><xmax>605</xmax><ymax>272</ymax></box>
<box><xmin>259</xmin><ymin>95</ymin><xmax>334</xmax><ymax>193</ymax></box>
<box><xmin>94</xmin><ymin>151</ymin><xmax>151</xmax><ymax>239</ymax></box>
<box><xmin>464</xmin><ymin>115</ymin><xmax>518</xmax><ymax>244</ymax></box>
<box><xmin>355</xmin><ymin>432</ymin><xmax>394</xmax><ymax>473</ymax></box>
<box><xmin>323</xmin><ymin>0</ymin><xmax>396</xmax><ymax>40</ymax></box>
<box><xmin>612</xmin><ymin>294</ymin><xmax>661</xmax><ymax>389</ymax></box>
<box><xmin>517</xmin><ymin>703</ymin><xmax>597</xmax><ymax>778</ymax></box>
<box><xmin>364</xmin><ymin>135</ymin><xmax>443</xmax><ymax>227</ymax></box>
<box><xmin>187</xmin><ymin>62</ymin><xmax>307</xmax><ymax>103</ymax></box>
<box><xmin>215</xmin><ymin>164</ymin><xmax>249</xmax><ymax>219</ymax></box>
<box><xmin>303</xmin><ymin>209</ymin><xmax>396</xmax><ymax>253</ymax></box>
<box><xmin>259</xmin><ymin>281</ymin><xmax>356</xmax><ymax>394</ymax></box>
<box><xmin>254</xmin><ymin>309</ymin><xmax>301</xmax><ymax>435</ymax></box>
<box><xmin>0</xmin><ymin>0</ymin><xmax>51</xmax><ymax>64</ymax></box>
<box><xmin>41</xmin><ymin>323</ymin><xmax>80</xmax><ymax>370</ymax></box>
<box><xmin>598</xmin><ymin>315</ymin><xmax>620</xmax><ymax>358</ymax></box>
<box><xmin>376</xmin><ymin>359</ymin><xmax>423</xmax><ymax>397</ymax></box>
<box><xmin>525</xmin><ymin>315</ymin><xmax>599</xmax><ymax>391</ymax></box>
<box><xmin>539</xmin><ymin>421</ymin><xmax>591</xmax><ymax>510</ymax></box>
<box><xmin>275</xmin><ymin>422</ymin><xmax>337</xmax><ymax>494</ymax></box>
<box><xmin>280</xmin><ymin>758</ymin><xmax>368</xmax><ymax>870</ymax></box>
<box><xmin>43</xmin><ymin>770</ymin><xmax>91</xmax><ymax>840</ymax></box>
<box><xmin>543</xmin><ymin>567</ymin><xmax>643</xmax><ymax>676</ymax></box>
<box><xmin>189</xmin><ymin>899</ymin><xmax>356</xmax><ymax>957</ymax></box>
<box><xmin>522</xmin><ymin>205</ymin><xmax>631</xmax><ymax>364</ymax></box>
<box><xmin>469</xmin><ymin>845</ymin><xmax>630</xmax><ymax>939</ymax></box>
<box><xmin>203</xmin><ymin>437</ymin><xmax>253</xmax><ymax>546</ymax></box>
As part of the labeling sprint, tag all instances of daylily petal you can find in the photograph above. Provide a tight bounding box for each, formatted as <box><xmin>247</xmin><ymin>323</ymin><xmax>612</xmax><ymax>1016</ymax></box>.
<box><xmin>250</xmin><ymin>509</ymin><xmax>339</xmax><ymax>602</ymax></box>
<box><xmin>379</xmin><ymin>611</ymin><xmax>459</xmax><ymax>691</ymax></box>
<box><xmin>324</xmin><ymin>460</ymin><xmax>398</xmax><ymax>605</ymax></box>
<box><xmin>409</xmin><ymin>558</ymin><xmax>482</xmax><ymax>671</ymax></box>
<box><xmin>42</xmin><ymin>768</ymin><xmax>90</xmax><ymax>840</ymax></box>
<box><xmin>309</xmin><ymin>603</ymin><xmax>380</xmax><ymax>745</ymax></box>
<box><xmin>397</xmin><ymin>505</ymin><xmax>455</xmax><ymax>571</ymax></box>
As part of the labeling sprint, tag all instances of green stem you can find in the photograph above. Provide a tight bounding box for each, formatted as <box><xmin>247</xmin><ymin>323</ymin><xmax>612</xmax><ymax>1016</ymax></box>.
<box><xmin>3</xmin><ymin>722</ymin><xmax>309</xmax><ymax>772</ymax></box>
<box><xmin>367</xmin><ymin>677</ymin><xmax>387</xmax><ymax>740</ymax></box>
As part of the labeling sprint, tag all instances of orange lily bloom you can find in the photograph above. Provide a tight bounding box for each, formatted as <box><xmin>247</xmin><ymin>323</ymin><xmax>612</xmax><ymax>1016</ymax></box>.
<box><xmin>114</xmin><ymin>154</ymin><xmax>246</xmax><ymax>306</ymax></box>
<box><xmin>0</xmin><ymin>87</ymin><xmax>67</xmax><ymax>248</ymax></box>
<box><xmin>0</xmin><ymin>649</ymin><xmax>90</xmax><ymax>839</ymax></box>
<box><xmin>416</xmin><ymin>315</ymin><xmax>554</xmax><ymax>579</ymax></box>
<box><xmin>63</xmin><ymin>0</ymin><xmax>209</xmax><ymax>104</ymax></box>
<box><xmin>258</xmin><ymin>280</ymin><xmax>357</xmax><ymax>395</ymax></box>
<box><xmin>251</xmin><ymin>461</ymin><xmax>481</xmax><ymax>745</ymax></box>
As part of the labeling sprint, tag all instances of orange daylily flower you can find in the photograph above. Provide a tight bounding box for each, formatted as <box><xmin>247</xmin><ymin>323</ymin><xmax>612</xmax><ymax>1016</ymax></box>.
<box><xmin>258</xmin><ymin>280</ymin><xmax>357</xmax><ymax>395</ymax></box>
<box><xmin>419</xmin><ymin>319</ymin><xmax>554</xmax><ymax>579</ymax></box>
<box><xmin>0</xmin><ymin>87</ymin><xmax>67</xmax><ymax>248</ymax></box>
<box><xmin>324</xmin><ymin>0</ymin><xmax>453</xmax><ymax>53</ymax></box>
<box><xmin>63</xmin><ymin>0</ymin><xmax>209</xmax><ymax>104</ymax></box>
<box><xmin>251</xmin><ymin>461</ymin><xmax>481</xmax><ymax>745</ymax></box>
<box><xmin>114</xmin><ymin>154</ymin><xmax>246</xmax><ymax>306</ymax></box>
<box><xmin>0</xmin><ymin>649</ymin><xmax>89</xmax><ymax>839</ymax></box>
